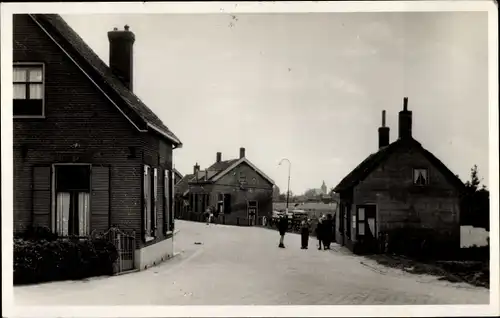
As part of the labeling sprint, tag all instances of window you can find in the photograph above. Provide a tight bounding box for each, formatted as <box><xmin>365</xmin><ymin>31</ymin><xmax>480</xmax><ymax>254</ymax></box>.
<box><xmin>54</xmin><ymin>165</ymin><xmax>91</xmax><ymax>237</ymax></box>
<box><xmin>413</xmin><ymin>168</ymin><xmax>429</xmax><ymax>186</ymax></box>
<box><xmin>13</xmin><ymin>64</ymin><xmax>44</xmax><ymax>117</ymax></box>
<box><xmin>239</xmin><ymin>172</ymin><xmax>246</xmax><ymax>184</ymax></box>
<box><xmin>143</xmin><ymin>165</ymin><xmax>156</xmax><ymax>241</ymax></box>
<box><xmin>357</xmin><ymin>207</ymin><xmax>365</xmax><ymax>236</ymax></box>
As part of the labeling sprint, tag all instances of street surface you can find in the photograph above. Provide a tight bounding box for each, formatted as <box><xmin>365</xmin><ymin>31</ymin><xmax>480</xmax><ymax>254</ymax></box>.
<box><xmin>14</xmin><ymin>220</ymin><xmax>489</xmax><ymax>305</ymax></box>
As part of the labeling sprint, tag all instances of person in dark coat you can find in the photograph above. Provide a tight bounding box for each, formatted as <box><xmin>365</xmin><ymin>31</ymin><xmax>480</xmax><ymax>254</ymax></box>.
<box><xmin>277</xmin><ymin>214</ymin><xmax>289</xmax><ymax>248</ymax></box>
<box><xmin>323</xmin><ymin>214</ymin><xmax>334</xmax><ymax>250</ymax></box>
<box><xmin>300</xmin><ymin>217</ymin><xmax>311</xmax><ymax>249</ymax></box>
<box><xmin>315</xmin><ymin>216</ymin><xmax>325</xmax><ymax>250</ymax></box>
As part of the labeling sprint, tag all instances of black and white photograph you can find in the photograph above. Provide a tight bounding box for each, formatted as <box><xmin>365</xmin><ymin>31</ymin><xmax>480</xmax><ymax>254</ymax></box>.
<box><xmin>1</xmin><ymin>1</ymin><xmax>498</xmax><ymax>317</ymax></box>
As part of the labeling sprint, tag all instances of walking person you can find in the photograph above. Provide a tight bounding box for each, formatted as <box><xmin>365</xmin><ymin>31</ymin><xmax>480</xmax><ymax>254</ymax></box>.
<box><xmin>323</xmin><ymin>214</ymin><xmax>334</xmax><ymax>250</ymax></box>
<box><xmin>205</xmin><ymin>207</ymin><xmax>211</xmax><ymax>225</ymax></box>
<box><xmin>300</xmin><ymin>216</ymin><xmax>311</xmax><ymax>249</ymax></box>
<box><xmin>315</xmin><ymin>216</ymin><xmax>325</xmax><ymax>250</ymax></box>
<box><xmin>277</xmin><ymin>214</ymin><xmax>288</xmax><ymax>248</ymax></box>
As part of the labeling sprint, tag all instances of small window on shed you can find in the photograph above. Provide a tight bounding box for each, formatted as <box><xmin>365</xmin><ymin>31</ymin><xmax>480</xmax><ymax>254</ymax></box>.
<box><xmin>413</xmin><ymin>168</ymin><xmax>429</xmax><ymax>186</ymax></box>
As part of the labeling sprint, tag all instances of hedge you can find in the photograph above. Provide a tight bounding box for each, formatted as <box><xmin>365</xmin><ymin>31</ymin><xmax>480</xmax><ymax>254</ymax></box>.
<box><xmin>14</xmin><ymin>227</ymin><xmax>119</xmax><ymax>285</ymax></box>
<box><xmin>382</xmin><ymin>227</ymin><xmax>489</xmax><ymax>261</ymax></box>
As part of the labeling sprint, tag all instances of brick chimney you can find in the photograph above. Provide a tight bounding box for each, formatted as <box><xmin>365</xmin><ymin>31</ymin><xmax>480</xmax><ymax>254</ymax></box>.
<box><xmin>108</xmin><ymin>25</ymin><xmax>135</xmax><ymax>90</ymax></box>
<box><xmin>216</xmin><ymin>152</ymin><xmax>222</xmax><ymax>163</ymax></box>
<box><xmin>239</xmin><ymin>147</ymin><xmax>246</xmax><ymax>159</ymax></box>
<box><xmin>378</xmin><ymin>110</ymin><xmax>390</xmax><ymax>149</ymax></box>
<box><xmin>193</xmin><ymin>163</ymin><xmax>200</xmax><ymax>175</ymax></box>
<box><xmin>398</xmin><ymin>97</ymin><xmax>412</xmax><ymax>140</ymax></box>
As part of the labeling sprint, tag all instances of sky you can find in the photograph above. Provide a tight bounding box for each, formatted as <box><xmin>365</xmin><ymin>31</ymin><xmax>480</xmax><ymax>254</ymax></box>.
<box><xmin>62</xmin><ymin>12</ymin><xmax>490</xmax><ymax>195</ymax></box>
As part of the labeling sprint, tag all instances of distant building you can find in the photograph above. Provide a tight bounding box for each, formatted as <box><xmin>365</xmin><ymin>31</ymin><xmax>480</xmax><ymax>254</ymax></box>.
<box><xmin>175</xmin><ymin>148</ymin><xmax>275</xmax><ymax>225</ymax></box>
<box><xmin>333</xmin><ymin>98</ymin><xmax>465</xmax><ymax>254</ymax></box>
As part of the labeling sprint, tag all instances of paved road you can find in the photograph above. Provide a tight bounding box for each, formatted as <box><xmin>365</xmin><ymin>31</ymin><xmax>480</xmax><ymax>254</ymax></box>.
<box><xmin>14</xmin><ymin>220</ymin><xmax>489</xmax><ymax>305</ymax></box>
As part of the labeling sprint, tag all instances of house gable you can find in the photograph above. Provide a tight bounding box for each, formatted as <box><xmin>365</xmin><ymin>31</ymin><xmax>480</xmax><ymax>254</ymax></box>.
<box><xmin>211</xmin><ymin>158</ymin><xmax>275</xmax><ymax>187</ymax></box>
<box><xmin>28</xmin><ymin>14</ymin><xmax>181</xmax><ymax>147</ymax></box>
<box><xmin>334</xmin><ymin>138</ymin><xmax>464</xmax><ymax>194</ymax></box>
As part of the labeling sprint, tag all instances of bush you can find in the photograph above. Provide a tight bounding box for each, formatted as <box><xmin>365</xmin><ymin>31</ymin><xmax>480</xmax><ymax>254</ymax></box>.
<box><xmin>18</xmin><ymin>225</ymin><xmax>59</xmax><ymax>241</ymax></box>
<box><xmin>14</xmin><ymin>237</ymin><xmax>118</xmax><ymax>285</ymax></box>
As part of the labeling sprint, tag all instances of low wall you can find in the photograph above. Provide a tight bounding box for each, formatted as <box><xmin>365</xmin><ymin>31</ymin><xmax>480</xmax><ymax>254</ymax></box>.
<box><xmin>134</xmin><ymin>236</ymin><xmax>175</xmax><ymax>270</ymax></box>
<box><xmin>460</xmin><ymin>225</ymin><xmax>489</xmax><ymax>248</ymax></box>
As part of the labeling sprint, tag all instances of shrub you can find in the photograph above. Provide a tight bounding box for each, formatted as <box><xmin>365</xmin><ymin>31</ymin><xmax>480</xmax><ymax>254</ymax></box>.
<box><xmin>18</xmin><ymin>225</ymin><xmax>59</xmax><ymax>241</ymax></box>
<box><xmin>14</xmin><ymin>237</ymin><xmax>118</xmax><ymax>285</ymax></box>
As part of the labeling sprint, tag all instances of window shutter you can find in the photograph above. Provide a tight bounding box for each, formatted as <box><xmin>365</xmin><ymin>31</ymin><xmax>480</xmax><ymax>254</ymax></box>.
<box><xmin>170</xmin><ymin>170</ymin><xmax>175</xmax><ymax>231</ymax></box>
<box><xmin>153</xmin><ymin>168</ymin><xmax>158</xmax><ymax>232</ymax></box>
<box><xmin>90</xmin><ymin>166</ymin><xmax>110</xmax><ymax>235</ymax></box>
<box><xmin>164</xmin><ymin>170</ymin><xmax>170</xmax><ymax>233</ymax></box>
<box><xmin>32</xmin><ymin>166</ymin><xmax>51</xmax><ymax>229</ymax></box>
<box><xmin>143</xmin><ymin>165</ymin><xmax>150</xmax><ymax>239</ymax></box>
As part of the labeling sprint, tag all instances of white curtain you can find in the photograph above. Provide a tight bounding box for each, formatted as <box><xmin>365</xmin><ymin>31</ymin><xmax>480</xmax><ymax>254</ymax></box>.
<box><xmin>13</xmin><ymin>68</ymin><xmax>26</xmax><ymax>82</ymax></box>
<box><xmin>56</xmin><ymin>192</ymin><xmax>71</xmax><ymax>236</ymax></box>
<box><xmin>29</xmin><ymin>84</ymin><xmax>43</xmax><ymax>99</ymax></box>
<box><xmin>368</xmin><ymin>218</ymin><xmax>376</xmax><ymax>237</ymax></box>
<box><xmin>13</xmin><ymin>84</ymin><xmax>26</xmax><ymax>99</ymax></box>
<box><xmin>28</xmin><ymin>68</ymin><xmax>43</xmax><ymax>82</ymax></box>
<box><xmin>78</xmin><ymin>192</ymin><xmax>90</xmax><ymax>236</ymax></box>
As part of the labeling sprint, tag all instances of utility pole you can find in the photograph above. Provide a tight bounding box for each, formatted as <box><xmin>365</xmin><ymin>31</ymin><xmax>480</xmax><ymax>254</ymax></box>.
<box><xmin>279</xmin><ymin>158</ymin><xmax>292</xmax><ymax>213</ymax></box>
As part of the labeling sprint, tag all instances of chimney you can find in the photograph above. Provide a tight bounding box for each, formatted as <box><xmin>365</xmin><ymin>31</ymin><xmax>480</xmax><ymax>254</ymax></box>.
<box><xmin>398</xmin><ymin>97</ymin><xmax>412</xmax><ymax>139</ymax></box>
<box><xmin>216</xmin><ymin>152</ymin><xmax>222</xmax><ymax>163</ymax></box>
<box><xmin>378</xmin><ymin>110</ymin><xmax>390</xmax><ymax>149</ymax></box>
<box><xmin>239</xmin><ymin>147</ymin><xmax>246</xmax><ymax>159</ymax></box>
<box><xmin>193</xmin><ymin>163</ymin><xmax>200</xmax><ymax>175</ymax></box>
<box><xmin>108</xmin><ymin>25</ymin><xmax>135</xmax><ymax>91</ymax></box>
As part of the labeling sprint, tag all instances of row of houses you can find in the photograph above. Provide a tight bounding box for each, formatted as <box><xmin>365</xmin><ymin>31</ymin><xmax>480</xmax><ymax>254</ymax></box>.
<box><xmin>12</xmin><ymin>14</ymin><xmax>277</xmax><ymax>272</ymax></box>
<box><xmin>11</xmin><ymin>13</ymin><xmax>470</xmax><ymax>272</ymax></box>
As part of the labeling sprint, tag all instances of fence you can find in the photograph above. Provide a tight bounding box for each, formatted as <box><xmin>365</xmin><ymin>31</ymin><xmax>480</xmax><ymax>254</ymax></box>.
<box><xmin>93</xmin><ymin>227</ymin><xmax>136</xmax><ymax>274</ymax></box>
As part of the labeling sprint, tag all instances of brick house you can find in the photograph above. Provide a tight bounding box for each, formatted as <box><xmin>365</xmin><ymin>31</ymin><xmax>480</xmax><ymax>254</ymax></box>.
<box><xmin>333</xmin><ymin>98</ymin><xmax>465</xmax><ymax>253</ymax></box>
<box><xmin>175</xmin><ymin>148</ymin><xmax>275</xmax><ymax>225</ymax></box>
<box><xmin>13</xmin><ymin>14</ymin><xmax>182</xmax><ymax>270</ymax></box>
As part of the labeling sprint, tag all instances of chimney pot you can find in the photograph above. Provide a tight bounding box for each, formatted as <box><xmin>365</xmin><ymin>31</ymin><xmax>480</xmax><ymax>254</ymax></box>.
<box><xmin>398</xmin><ymin>97</ymin><xmax>413</xmax><ymax>139</ymax></box>
<box><xmin>124</xmin><ymin>24</ymin><xmax>130</xmax><ymax>31</ymax></box>
<box><xmin>216</xmin><ymin>152</ymin><xmax>222</xmax><ymax>163</ymax></box>
<box><xmin>378</xmin><ymin>110</ymin><xmax>390</xmax><ymax>149</ymax></box>
<box><xmin>108</xmin><ymin>26</ymin><xmax>135</xmax><ymax>91</ymax></box>
<box><xmin>239</xmin><ymin>147</ymin><xmax>246</xmax><ymax>159</ymax></box>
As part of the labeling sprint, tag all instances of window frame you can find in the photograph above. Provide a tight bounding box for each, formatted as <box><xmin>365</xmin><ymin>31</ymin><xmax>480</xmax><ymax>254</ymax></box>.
<box><xmin>13</xmin><ymin>62</ymin><xmax>46</xmax><ymax>118</ymax></box>
<box><xmin>164</xmin><ymin>169</ymin><xmax>171</xmax><ymax>235</ymax></box>
<box><xmin>143</xmin><ymin>165</ymin><xmax>154</xmax><ymax>242</ymax></box>
<box><xmin>357</xmin><ymin>207</ymin><xmax>365</xmax><ymax>236</ymax></box>
<box><xmin>413</xmin><ymin>167</ymin><xmax>429</xmax><ymax>186</ymax></box>
<box><xmin>51</xmin><ymin>163</ymin><xmax>92</xmax><ymax>238</ymax></box>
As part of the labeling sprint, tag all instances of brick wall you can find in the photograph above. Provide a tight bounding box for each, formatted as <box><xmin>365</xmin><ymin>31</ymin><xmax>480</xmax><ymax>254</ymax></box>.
<box><xmin>212</xmin><ymin>161</ymin><xmax>273</xmax><ymax>225</ymax></box>
<box><xmin>350</xmin><ymin>144</ymin><xmax>461</xmax><ymax>246</ymax></box>
<box><xmin>13</xmin><ymin>15</ymin><xmax>174</xmax><ymax>249</ymax></box>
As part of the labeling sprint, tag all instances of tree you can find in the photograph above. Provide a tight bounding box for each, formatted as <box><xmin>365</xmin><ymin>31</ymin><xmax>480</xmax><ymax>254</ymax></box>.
<box><xmin>462</xmin><ymin>165</ymin><xmax>490</xmax><ymax>230</ymax></box>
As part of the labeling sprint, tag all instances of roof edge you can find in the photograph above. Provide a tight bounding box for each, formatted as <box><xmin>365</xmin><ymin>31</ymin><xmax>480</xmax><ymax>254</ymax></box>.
<box><xmin>29</xmin><ymin>14</ymin><xmax>149</xmax><ymax>135</ymax></box>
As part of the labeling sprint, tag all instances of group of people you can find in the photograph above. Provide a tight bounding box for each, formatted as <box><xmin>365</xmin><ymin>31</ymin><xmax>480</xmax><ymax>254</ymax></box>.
<box><xmin>276</xmin><ymin>213</ymin><xmax>335</xmax><ymax>250</ymax></box>
<box><xmin>204</xmin><ymin>206</ymin><xmax>219</xmax><ymax>225</ymax></box>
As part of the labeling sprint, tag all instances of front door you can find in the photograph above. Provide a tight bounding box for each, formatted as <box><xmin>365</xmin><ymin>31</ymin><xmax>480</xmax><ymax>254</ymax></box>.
<box><xmin>356</xmin><ymin>205</ymin><xmax>377</xmax><ymax>253</ymax></box>
<box><xmin>247</xmin><ymin>200</ymin><xmax>258</xmax><ymax>226</ymax></box>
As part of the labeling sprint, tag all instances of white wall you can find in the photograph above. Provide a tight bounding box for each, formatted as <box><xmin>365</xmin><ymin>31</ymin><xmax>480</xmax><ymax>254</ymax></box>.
<box><xmin>460</xmin><ymin>225</ymin><xmax>489</xmax><ymax>248</ymax></box>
